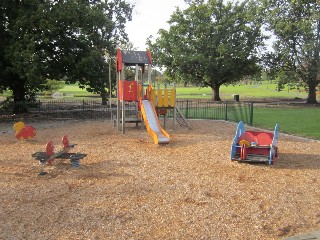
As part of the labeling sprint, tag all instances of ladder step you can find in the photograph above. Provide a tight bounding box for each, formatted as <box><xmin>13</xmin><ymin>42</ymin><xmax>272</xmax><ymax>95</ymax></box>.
<box><xmin>175</xmin><ymin>107</ymin><xmax>192</xmax><ymax>129</ymax></box>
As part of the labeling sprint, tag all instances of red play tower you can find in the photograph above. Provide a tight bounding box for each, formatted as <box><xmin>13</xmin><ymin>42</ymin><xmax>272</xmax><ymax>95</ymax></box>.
<box><xmin>115</xmin><ymin>48</ymin><xmax>153</xmax><ymax>133</ymax></box>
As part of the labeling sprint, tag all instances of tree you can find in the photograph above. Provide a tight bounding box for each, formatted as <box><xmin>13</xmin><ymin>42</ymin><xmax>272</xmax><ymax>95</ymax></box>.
<box><xmin>264</xmin><ymin>0</ymin><xmax>320</xmax><ymax>104</ymax></box>
<box><xmin>43</xmin><ymin>80</ymin><xmax>65</xmax><ymax>95</ymax></box>
<box><xmin>0</xmin><ymin>0</ymin><xmax>132</xmax><ymax>108</ymax></box>
<box><xmin>148</xmin><ymin>0</ymin><xmax>265</xmax><ymax>101</ymax></box>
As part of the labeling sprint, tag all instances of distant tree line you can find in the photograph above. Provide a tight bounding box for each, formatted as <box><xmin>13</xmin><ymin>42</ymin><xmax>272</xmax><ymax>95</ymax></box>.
<box><xmin>0</xmin><ymin>0</ymin><xmax>319</xmax><ymax>108</ymax></box>
<box><xmin>148</xmin><ymin>0</ymin><xmax>320</xmax><ymax>103</ymax></box>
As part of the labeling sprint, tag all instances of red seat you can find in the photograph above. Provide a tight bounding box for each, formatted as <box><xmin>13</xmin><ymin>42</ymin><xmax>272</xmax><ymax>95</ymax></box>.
<box><xmin>238</xmin><ymin>131</ymin><xmax>258</xmax><ymax>145</ymax></box>
<box><xmin>256</xmin><ymin>132</ymin><xmax>273</xmax><ymax>146</ymax></box>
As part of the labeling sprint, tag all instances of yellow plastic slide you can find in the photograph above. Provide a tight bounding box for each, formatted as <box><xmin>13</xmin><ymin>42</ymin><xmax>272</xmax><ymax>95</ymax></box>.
<box><xmin>140</xmin><ymin>100</ymin><xmax>170</xmax><ymax>144</ymax></box>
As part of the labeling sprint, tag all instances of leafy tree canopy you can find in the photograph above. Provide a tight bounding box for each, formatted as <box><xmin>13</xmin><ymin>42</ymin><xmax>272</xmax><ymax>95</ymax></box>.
<box><xmin>148</xmin><ymin>0</ymin><xmax>265</xmax><ymax>101</ymax></box>
<box><xmin>263</xmin><ymin>0</ymin><xmax>320</xmax><ymax>104</ymax></box>
<box><xmin>0</xmin><ymin>0</ymin><xmax>132</xmax><ymax>106</ymax></box>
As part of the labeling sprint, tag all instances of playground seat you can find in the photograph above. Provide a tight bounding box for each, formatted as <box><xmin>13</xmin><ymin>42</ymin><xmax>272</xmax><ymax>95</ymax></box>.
<box><xmin>238</xmin><ymin>131</ymin><xmax>258</xmax><ymax>147</ymax></box>
<box><xmin>255</xmin><ymin>132</ymin><xmax>273</xmax><ymax>146</ymax></box>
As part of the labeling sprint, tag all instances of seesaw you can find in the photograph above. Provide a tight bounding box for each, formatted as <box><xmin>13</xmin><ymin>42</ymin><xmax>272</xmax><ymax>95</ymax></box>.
<box><xmin>230</xmin><ymin>121</ymin><xmax>279</xmax><ymax>165</ymax></box>
<box><xmin>32</xmin><ymin>135</ymin><xmax>86</xmax><ymax>168</ymax></box>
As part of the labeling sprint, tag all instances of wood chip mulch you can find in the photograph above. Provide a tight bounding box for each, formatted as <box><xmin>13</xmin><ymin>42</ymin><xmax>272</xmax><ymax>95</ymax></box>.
<box><xmin>0</xmin><ymin>119</ymin><xmax>319</xmax><ymax>240</ymax></box>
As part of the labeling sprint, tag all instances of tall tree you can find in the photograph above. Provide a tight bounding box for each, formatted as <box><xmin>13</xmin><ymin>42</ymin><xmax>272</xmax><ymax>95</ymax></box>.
<box><xmin>264</xmin><ymin>0</ymin><xmax>320</xmax><ymax>104</ymax></box>
<box><xmin>0</xmin><ymin>0</ymin><xmax>132</xmax><ymax>107</ymax></box>
<box><xmin>148</xmin><ymin>0</ymin><xmax>265</xmax><ymax>101</ymax></box>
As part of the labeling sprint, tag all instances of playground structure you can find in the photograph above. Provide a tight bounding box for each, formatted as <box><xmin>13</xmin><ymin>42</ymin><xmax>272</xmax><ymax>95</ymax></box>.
<box><xmin>230</xmin><ymin>121</ymin><xmax>279</xmax><ymax>165</ymax></box>
<box><xmin>115</xmin><ymin>49</ymin><xmax>190</xmax><ymax>144</ymax></box>
<box><xmin>32</xmin><ymin>135</ymin><xmax>86</xmax><ymax>168</ymax></box>
<box><xmin>13</xmin><ymin>121</ymin><xmax>36</xmax><ymax>140</ymax></box>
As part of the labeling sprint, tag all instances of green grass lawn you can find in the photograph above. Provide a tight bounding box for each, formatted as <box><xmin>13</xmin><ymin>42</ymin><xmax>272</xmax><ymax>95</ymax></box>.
<box><xmin>1</xmin><ymin>81</ymin><xmax>313</xmax><ymax>100</ymax></box>
<box><xmin>51</xmin><ymin>82</ymin><xmax>318</xmax><ymax>101</ymax></box>
<box><xmin>176</xmin><ymin>83</ymin><xmax>309</xmax><ymax>100</ymax></box>
<box><xmin>175</xmin><ymin>102</ymin><xmax>320</xmax><ymax>140</ymax></box>
<box><xmin>58</xmin><ymin>83</ymin><xmax>98</xmax><ymax>97</ymax></box>
<box><xmin>1</xmin><ymin>83</ymin><xmax>96</xmax><ymax>98</ymax></box>
<box><xmin>253</xmin><ymin>107</ymin><xmax>320</xmax><ymax>140</ymax></box>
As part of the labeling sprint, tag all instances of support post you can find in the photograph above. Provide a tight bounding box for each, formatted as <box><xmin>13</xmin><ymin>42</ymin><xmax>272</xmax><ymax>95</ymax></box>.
<box><xmin>225</xmin><ymin>101</ymin><xmax>228</xmax><ymax>121</ymax></box>
<box><xmin>147</xmin><ymin>63</ymin><xmax>151</xmax><ymax>84</ymax></box>
<box><xmin>82</xmin><ymin>100</ymin><xmax>85</xmax><ymax>119</ymax></box>
<box><xmin>173</xmin><ymin>83</ymin><xmax>176</xmax><ymax>130</ymax></box>
<box><xmin>135</xmin><ymin>64</ymin><xmax>139</xmax><ymax>120</ymax></box>
<box><xmin>116</xmin><ymin>72</ymin><xmax>120</xmax><ymax>130</ymax></box>
<box><xmin>121</xmin><ymin>63</ymin><xmax>125</xmax><ymax>134</ymax></box>
<box><xmin>186</xmin><ymin>99</ymin><xmax>189</xmax><ymax>119</ymax></box>
<box><xmin>250</xmin><ymin>102</ymin><xmax>254</xmax><ymax>126</ymax></box>
<box><xmin>109</xmin><ymin>57</ymin><xmax>112</xmax><ymax>110</ymax></box>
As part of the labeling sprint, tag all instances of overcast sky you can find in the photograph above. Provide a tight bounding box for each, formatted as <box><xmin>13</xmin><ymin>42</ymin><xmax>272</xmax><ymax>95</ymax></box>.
<box><xmin>125</xmin><ymin>0</ymin><xmax>188</xmax><ymax>50</ymax></box>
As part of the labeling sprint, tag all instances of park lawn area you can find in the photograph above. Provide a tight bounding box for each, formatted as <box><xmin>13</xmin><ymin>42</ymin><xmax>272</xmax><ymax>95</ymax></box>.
<box><xmin>252</xmin><ymin>106</ymin><xmax>320</xmax><ymax>140</ymax></box>
<box><xmin>59</xmin><ymin>83</ymin><xmax>98</xmax><ymax>97</ymax></box>
<box><xmin>60</xmin><ymin>82</ymin><xmax>316</xmax><ymax>101</ymax></box>
<box><xmin>1</xmin><ymin>83</ymin><xmax>98</xmax><ymax>99</ymax></box>
<box><xmin>176</xmin><ymin>83</ymin><xmax>309</xmax><ymax>100</ymax></box>
<box><xmin>1</xmin><ymin>82</ymin><xmax>312</xmax><ymax>100</ymax></box>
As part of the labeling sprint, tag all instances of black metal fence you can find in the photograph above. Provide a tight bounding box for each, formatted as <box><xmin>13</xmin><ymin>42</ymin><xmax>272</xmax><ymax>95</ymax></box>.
<box><xmin>0</xmin><ymin>99</ymin><xmax>253</xmax><ymax>125</ymax></box>
<box><xmin>0</xmin><ymin>100</ymin><xmax>112</xmax><ymax>120</ymax></box>
<box><xmin>173</xmin><ymin>99</ymin><xmax>253</xmax><ymax>125</ymax></box>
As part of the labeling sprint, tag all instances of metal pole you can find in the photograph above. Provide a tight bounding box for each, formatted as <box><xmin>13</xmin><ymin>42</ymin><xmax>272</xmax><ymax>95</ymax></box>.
<box><xmin>82</xmin><ymin>100</ymin><xmax>85</xmax><ymax>120</ymax></box>
<box><xmin>148</xmin><ymin>63</ymin><xmax>151</xmax><ymax>84</ymax></box>
<box><xmin>225</xmin><ymin>101</ymin><xmax>228</xmax><ymax>121</ymax></box>
<box><xmin>121</xmin><ymin>63</ymin><xmax>125</xmax><ymax>134</ymax></box>
<box><xmin>116</xmin><ymin>71</ymin><xmax>120</xmax><ymax>130</ymax></box>
<box><xmin>109</xmin><ymin>58</ymin><xmax>112</xmax><ymax>110</ymax></box>
<box><xmin>186</xmin><ymin>99</ymin><xmax>189</xmax><ymax>119</ymax></box>
<box><xmin>250</xmin><ymin>102</ymin><xmax>253</xmax><ymax>126</ymax></box>
<box><xmin>173</xmin><ymin>83</ymin><xmax>176</xmax><ymax>130</ymax></box>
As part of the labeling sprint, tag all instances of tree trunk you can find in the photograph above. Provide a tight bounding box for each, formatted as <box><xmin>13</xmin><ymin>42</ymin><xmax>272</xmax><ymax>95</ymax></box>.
<box><xmin>306</xmin><ymin>20</ymin><xmax>320</xmax><ymax>104</ymax></box>
<box><xmin>306</xmin><ymin>57</ymin><xmax>319</xmax><ymax>104</ymax></box>
<box><xmin>211</xmin><ymin>85</ymin><xmax>222</xmax><ymax>101</ymax></box>
<box><xmin>306</xmin><ymin>82</ymin><xmax>318</xmax><ymax>104</ymax></box>
<box><xmin>100</xmin><ymin>87</ymin><xmax>108</xmax><ymax>105</ymax></box>
<box><xmin>11</xmin><ymin>77</ymin><xmax>28</xmax><ymax>113</ymax></box>
<box><xmin>12</xmin><ymin>80</ymin><xmax>26</xmax><ymax>103</ymax></box>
